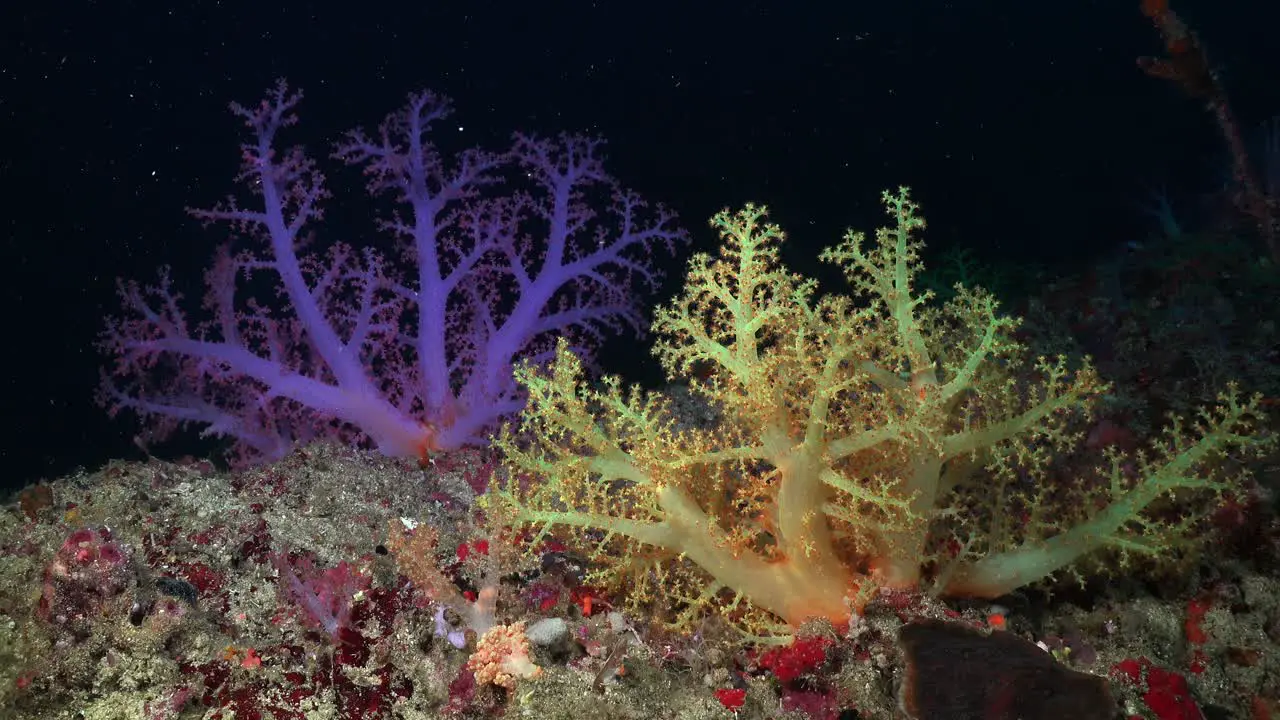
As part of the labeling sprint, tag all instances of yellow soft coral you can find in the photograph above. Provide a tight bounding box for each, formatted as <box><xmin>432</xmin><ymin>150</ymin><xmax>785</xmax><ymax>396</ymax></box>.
<box><xmin>489</xmin><ymin>188</ymin><xmax>1270</xmax><ymax>636</ymax></box>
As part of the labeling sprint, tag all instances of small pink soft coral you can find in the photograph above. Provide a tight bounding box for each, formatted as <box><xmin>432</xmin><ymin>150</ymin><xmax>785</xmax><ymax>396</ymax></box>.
<box><xmin>466</xmin><ymin>622</ymin><xmax>543</xmax><ymax>689</ymax></box>
<box><xmin>271</xmin><ymin>553</ymin><xmax>370</xmax><ymax>643</ymax></box>
<box><xmin>38</xmin><ymin>527</ymin><xmax>131</xmax><ymax>630</ymax></box>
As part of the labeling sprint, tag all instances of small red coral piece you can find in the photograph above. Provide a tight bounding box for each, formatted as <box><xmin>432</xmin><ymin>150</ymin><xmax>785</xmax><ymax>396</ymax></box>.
<box><xmin>1113</xmin><ymin>657</ymin><xmax>1205</xmax><ymax>720</ymax></box>
<box><xmin>1184</xmin><ymin>597</ymin><xmax>1211</xmax><ymax>645</ymax></box>
<box><xmin>715</xmin><ymin>688</ymin><xmax>746</xmax><ymax>710</ymax></box>
<box><xmin>759</xmin><ymin>636</ymin><xmax>831</xmax><ymax>683</ymax></box>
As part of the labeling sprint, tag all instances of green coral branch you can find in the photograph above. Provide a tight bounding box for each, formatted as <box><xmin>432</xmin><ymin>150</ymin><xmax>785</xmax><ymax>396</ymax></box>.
<box><xmin>490</xmin><ymin>187</ymin><xmax>1269</xmax><ymax>636</ymax></box>
<box><xmin>943</xmin><ymin>388</ymin><xmax>1272</xmax><ymax>596</ymax></box>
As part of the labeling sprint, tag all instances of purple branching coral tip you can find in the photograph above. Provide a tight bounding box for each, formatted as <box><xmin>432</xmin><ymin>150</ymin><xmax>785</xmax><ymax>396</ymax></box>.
<box><xmin>97</xmin><ymin>79</ymin><xmax>687</xmax><ymax>466</ymax></box>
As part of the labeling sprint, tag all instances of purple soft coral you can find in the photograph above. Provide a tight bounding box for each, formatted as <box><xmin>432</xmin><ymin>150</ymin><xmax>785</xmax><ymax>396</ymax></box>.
<box><xmin>98</xmin><ymin>80</ymin><xmax>686</xmax><ymax>465</ymax></box>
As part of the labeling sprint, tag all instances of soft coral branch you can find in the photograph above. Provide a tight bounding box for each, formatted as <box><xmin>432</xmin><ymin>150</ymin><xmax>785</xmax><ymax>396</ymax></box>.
<box><xmin>493</xmin><ymin>189</ymin><xmax>1269</xmax><ymax>637</ymax></box>
<box><xmin>1137</xmin><ymin>0</ymin><xmax>1277</xmax><ymax>262</ymax></box>
<box><xmin>99</xmin><ymin>80</ymin><xmax>686</xmax><ymax>464</ymax></box>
